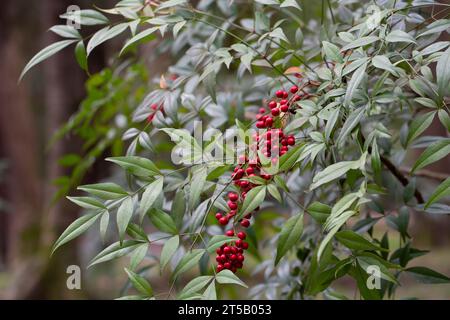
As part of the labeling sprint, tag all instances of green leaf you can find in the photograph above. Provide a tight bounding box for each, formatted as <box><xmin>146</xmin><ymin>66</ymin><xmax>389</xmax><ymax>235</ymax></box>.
<box><xmin>189</xmin><ymin>167</ymin><xmax>207</xmax><ymax>210</ymax></box>
<box><xmin>356</xmin><ymin>255</ymin><xmax>398</xmax><ymax>284</ymax></box>
<box><xmin>147</xmin><ymin>208</ymin><xmax>177</xmax><ymax>234</ymax></box>
<box><xmin>20</xmin><ymin>40</ymin><xmax>78</xmax><ymax>81</ymax></box>
<box><xmin>385</xmin><ymin>29</ymin><xmax>416</xmax><ymax>44</ymax></box>
<box><xmin>267</xmin><ymin>184</ymin><xmax>282</xmax><ymax>203</ymax></box>
<box><xmin>78</xmin><ymin>182</ymin><xmax>128</xmax><ymax>200</ymax></box>
<box><xmin>215</xmin><ymin>270</ymin><xmax>248</xmax><ymax>287</ymax></box>
<box><xmin>310</xmin><ymin>153</ymin><xmax>367</xmax><ymax>190</ymax></box>
<box><xmin>171</xmin><ymin>190</ymin><xmax>186</xmax><ymax>230</ymax></box>
<box><xmin>124</xmin><ymin>268</ymin><xmax>153</xmax><ymax>296</ymax></box>
<box><xmin>280</xmin><ymin>0</ymin><xmax>302</xmax><ymax>10</ymax></box>
<box><xmin>344</xmin><ymin>62</ymin><xmax>367</xmax><ymax>107</ymax></box>
<box><xmin>49</xmin><ymin>25</ymin><xmax>81</xmax><ymax>39</ymax></box>
<box><xmin>89</xmin><ymin>240</ymin><xmax>143</xmax><ymax>267</ymax></box>
<box><xmin>307</xmin><ymin>202</ymin><xmax>331</xmax><ymax>224</ymax></box>
<box><xmin>99</xmin><ymin>210</ymin><xmax>109</xmax><ymax>241</ymax></box>
<box><xmin>67</xmin><ymin>196</ymin><xmax>106</xmax><ymax>210</ymax></box>
<box><xmin>436</xmin><ymin>48</ymin><xmax>450</xmax><ymax>97</ymax></box>
<box><xmin>335</xmin><ymin>230</ymin><xmax>385</xmax><ymax>251</ymax></box>
<box><xmin>120</xmin><ymin>26</ymin><xmax>158</xmax><ymax>55</ymax></box>
<box><xmin>412</xmin><ymin>139</ymin><xmax>450</xmax><ymax>173</ymax></box>
<box><xmin>203</xmin><ymin>281</ymin><xmax>217</xmax><ymax>300</ymax></box>
<box><xmin>87</xmin><ymin>23</ymin><xmax>129</xmax><ymax>56</ymax></box>
<box><xmin>405</xmin><ymin>266</ymin><xmax>450</xmax><ymax>284</ymax></box>
<box><xmin>178</xmin><ymin>276</ymin><xmax>213</xmax><ymax>300</ymax></box>
<box><xmin>160</xmin><ymin>235</ymin><xmax>179</xmax><ymax>270</ymax></box>
<box><xmin>275</xmin><ymin>213</ymin><xmax>304</xmax><ymax>265</ymax></box>
<box><xmin>322</xmin><ymin>41</ymin><xmax>343</xmax><ymax>63</ymax></box>
<box><xmin>106</xmin><ymin>156</ymin><xmax>160</xmax><ymax>177</ymax></box>
<box><xmin>74</xmin><ymin>41</ymin><xmax>88</xmax><ymax>71</ymax></box>
<box><xmin>60</xmin><ymin>9</ymin><xmax>109</xmax><ymax>26</ymax></box>
<box><xmin>237</xmin><ymin>185</ymin><xmax>266</xmax><ymax>220</ymax></box>
<box><xmin>438</xmin><ymin>110</ymin><xmax>450</xmax><ymax>131</ymax></box>
<box><xmin>425</xmin><ymin>177</ymin><xmax>450</xmax><ymax>209</ymax></box>
<box><xmin>156</xmin><ymin>0</ymin><xmax>187</xmax><ymax>11</ymax></box>
<box><xmin>140</xmin><ymin>177</ymin><xmax>164</xmax><ymax>222</ymax></box>
<box><xmin>336</xmin><ymin>106</ymin><xmax>365</xmax><ymax>145</ymax></box>
<box><xmin>341</xmin><ymin>36</ymin><xmax>379</xmax><ymax>51</ymax></box>
<box><xmin>172</xmin><ymin>249</ymin><xmax>205</xmax><ymax>280</ymax></box>
<box><xmin>269</xmin><ymin>28</ymin><xmax>289</xmax><ymax>43</ymax></box>
<box><xmin>117</xmin><ymin>197</ymin><xmax>134</xmax><ymax>242</ymax></box>
<box><xmin>130</xmin><ymin>243</ymin><xmax>148</xmax><ymax>270</ymax></box>
<box><xmin>206</xmin><ymin>235</ymin><xmax>238</xmax><ymax>253</ymax></box>
<box><xmin>371</xmin><ymin>55</ymin><xmax>398</xmax><ymax>76</ymax></box>
<box><xmin>406</xmin><ymin>112</ymin><xmax>435</xmax><ymax>146</ymax></box>
<box><xmin>52</xmin><ymin>212</ymin><xmax>101</xmax><ymax>254</ymax></box>
<box><xmin>278</xmin><ymin>143</ymin><xmax>305</xmax><ymax>172</ymax></box>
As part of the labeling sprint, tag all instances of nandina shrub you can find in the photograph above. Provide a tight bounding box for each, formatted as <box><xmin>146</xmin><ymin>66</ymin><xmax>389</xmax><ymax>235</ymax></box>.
<box><xmin>22</xmin><ymin>0</ymin><xmax>450</xmax><ymax>299</ymax></box>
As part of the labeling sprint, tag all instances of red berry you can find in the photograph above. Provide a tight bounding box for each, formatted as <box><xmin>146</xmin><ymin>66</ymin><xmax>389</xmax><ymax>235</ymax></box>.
<box><xmin>217</xmin><ymin>264</ymin><xmax>224</xmax><ymax>272</ymax></box>
<box><xmin>280</xmin><ymin>104</ymin><xmax>289</xmax><ymax>112</ymax></box>
<box><xmin>293</xmin><ymin>94</ymin><xmax>301</xmax><ymax>101</ymax></box>
<box><xmin>268</xmin><ymin>101</ymin><xmax>277</xmax><ymax>109</ymax></box>
<box><xmin>290</xmin><ymin>85</ymin><xmax>299</xmax><ymax>93</ymax></box>
<box><xmin>151</xmin><ymin>103</ymin><xmax>158</xmax><ymax>110</ymax></box>
<box><xmin>223</xmin><ymin>246</ymin><xmax>231</xmax><ymax>254</ymax></box>
<box><xmin>219</xmin><ymin>217</ymin><xmax>228</xmax><ymax>225</ymax></box>
<box><xmin>262</xmin><ymin>174</ymin><xmax>271</xmax><ymax>180</ymax></box>
<box><xmin>237</xmin><ymin>232</ymin><xmax>246</xmax><ymax>240</ymax></box>
<box><xmin>283</xmin><ymin>91</ymin><xmax>288</xmax><ymax>99</ymax></box>
<box><xmin>224</xmin><ymin>262</ymin><xmax>231</xmax><ymax>269</ymax></box>
<box><xmin>236</xmin><ymin>239</ymin><xmax>243</xmax><ymax>247</ymax></box>
<box><xmin>259</xmin><ymin>107</ymin><xmax>266</xmax><ymax>114</ymax></box>
<box><xmin>275</xmin><ymin>90</ymin><xmax>284</xmax><ymax>98</ymax></box>
<box><xmin>226</xmin><ymin>230</ymin><xmax>235</xmax><ymax>237</ymax></box>
<box><xmin>265</xmin><ymin>117</ymin><xmax>273</xmax><ymax>127</ymax></box>
<box><xmin>280</xmin><ymin>99</ymin><xmax>288</xmax><ymax>105</ymax></box>
<box><xmin>241</xmin><ymin>219</ymin><xmax>250</xmax><ymax>228</ymax></box>
<box><xmin>242</xmin><ymin>242</ymin><xmax>249</xmax><ymax>250</ymax></box>
<box><xmin>230</xmin><ymin>254</ymin><xmax>237</xmax><ymax>261</ymax></box>
<box><xmin>231</xmin><ymin>246</ymin><xmax>238</xmax><ymax>254</ymax></box>
<box><xmin>271</xmin><ymin>108</ymin><xmax>280</xmax><ymax>116</ymax></box>
<box><xmin>256</xmin><ymin>121</ymin><xmax>265</xmax><ymax>128</ymax></box>
<box><xmin>240</xmin><ymin>181</ymin><xmax>249</xmax><ymax>189</ymax></box>
<box><xmin>216</xmin><ymin>248</ymin><xmax>222</xmax><ymax>255</ymax></box>
<box><xmin>227</xmin><ymin>201</ymin><xmax>238</xmax><ymax>210</ymax></box>
<box><xmin>281</xmin><ymin>139</ymin><xmax>288</xmax><ymax>146</ymax></box>
<box><xmin>237</xmin><ymin>254</ymin><xmax>245</xmax><ymax>262</ymax></box>
<box><xmin>256</xmin><ymin>114</ymin><xmax>262</xmax><ymax>120</ymax></box>
<box><xmin>287</xmin><ymin>136</ymin><xmax>295</xmax><ymax>146</ymax></box>
<box><xmin>246</xmin><ymin>167</ymin><xmax>254</xmax><ymax>175</ymax></box>
<box><xmin>228</xmin><ymin>192</ymin><xmax>239</xmax><ymax>202</ymax></box>
<box><xmin>215</xmin><ymin>213</ymin><xmax>222</xmax><ymax>220</ymax></box>
<box><xmin>229</xmin><ymin>210</ymin><xmax>237</xmax><ymax>216</ymax></box>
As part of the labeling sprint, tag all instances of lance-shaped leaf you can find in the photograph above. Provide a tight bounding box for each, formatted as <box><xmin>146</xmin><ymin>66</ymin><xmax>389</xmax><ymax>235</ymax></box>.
<box><xmin>117</xmin><ymin>197</ymin><xmax>134</xmax><ymax>242</ymax></box>
<box><xmin>172</xmin><ymin>249</ymin><xmax>205</xmax><ymax>280</ymax></box>
<box><xmin>139</xmin><ymin>177</ymin><xmax>164</xmax><ymax>221</ymax></box>
<box><xmin>406</xmin><ymin>112</ymin><xmax>435</xmax><ymax>146</ymax></box>
<box><xmin>215</xmin><ymin>270</ymin><xmax>248</xmax><ymax>287</ymax></box>
<box><xmin>275</xmin><ymin>213</ymin><xmax>304</xmax><ymax>265</ymax></box>
<box><xmin>160</xmin><ymin>235</ymin><xmax>179</xmax><ymax>270</ymax></box>
<box><xmin>436</xmin><ymin>48</ymin><xmax>450</xmax><ymax>98</ymax></box>
<box><xmin>67</xmin><ymin>196</ymin><xmax>106</xmax><ymax>210</ymax></box>
<box><xmin>52</xmin><ymin>211</ymin><xmax>102</xmax><ymax>254</ymax></box>
<box><xmin>412</xmin><ymin>139</ymin><xmax>450</xmax><ymax>173</ymax></box>
<box><xmin>336</xmin><ymin>230</ymin><xmax>386</xmax><ymax>251</ymax></box>
<box><xmin>89</xmin><ymin>240</ymin><xmax>144</xmax><ymax>267</ymax></box>
<box><xmin>178</xmin><ymin>276</ymin><xmax>213</xmax><ymax>300</ymax></box>
<box><xmin>124</xmin><ymin>268</ymin><xmax>153</xmax><ymax>296</ymax></box>
<box><xmin>425</xmin><ymin>177</ymin><xmax>450</xmax><ymax>209</ymax></box>
<box><xmin>405</xmin><ymin>266</ymin><xmax>450</xmax><ymax>284</ymax></box>
<box><xmin>237</xmin><ymin>185</ymin><xmax>266</xmax><ymax>220</ymax></box>
<box><xmin>106</xmin><ymin>156</ymin><xmax>160</xmax><ymax>177</ymax></box>
<box><xmin>147</xmin><ymin>208</ymin><xmax>177</xmax><ymax>234</ymax></box>
<box><xmin>344</xmin><ymin>62</ymin><xmax>367</xmax><ymax>107</ymax></box>
<box><xmin>78</xmin><ymin>182</ymin><xmax>128</xmax><ymax>200</ymax></box>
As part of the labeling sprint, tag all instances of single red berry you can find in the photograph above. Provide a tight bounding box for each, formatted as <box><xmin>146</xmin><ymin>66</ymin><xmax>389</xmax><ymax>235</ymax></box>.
<box><xmin>268</xmin><ymin>100</ymin><xmax>277</xmax><ymax>109</ymax></box>
<box><xmin>240</xmin><ymin>181</ymin><xmax>249</xmax><ymax>189</ymax></box>
<box><xmin>215</xmin><ymin>213</ymin><xmax>222</xmax><ymax>220</ymax></box>
<box><xmin>236</xmin><ymin>239</ymin><xmax>243</xmax><ymax>247</ymax></box>
<box><xmin>271</xmin><ymin>108</ymin><xmax>280</xmax><ymax>116</ymax></box>
<box><xmin>281</xmin><ymin>146</ymin><xmax>289</xmax><ymax>152</ymax></box>
<box><xmin>229</xmin><ymin>210</ymin><xmax>237</xmax><ymax>216</ymax></box>
<box><xmin>246</xmin><ymin>167</ymin><xmax>254</xmax><ymax>175</ymax></box>
<box><xmin>280</xmin><ymin>99</ymin><xmax>288</xmax><ymax>105</ymax></box>
<box><xmin>237</xmin><ymin>254</ymin><xmax>245</xmax><ymax>262</ymax></box>
<box><xmin>280</xmin><ymin>104</ymin><xmax>289</xmax><ymax>112</ymax></box>
<box><xmin>224</xmin><ymin>262</ymin><xmax>231</xmax><ymax>269</ymax></box>
<box><xmin>241</xmin><ymin>219</ymin><xmax>250</xmax><ymax>228</ymax></box>
<box><xmin>237</xmin><ymin>232</ymin><xmax>246</xmax><ymax>240</ymax></box>
<box><xmin>226</xmin><ymin>230</ymin><xmax>234</xmax><ymax>237</ymax></box>
<box><xmin>290</xmin><ymin>85</ymin><xmax>299</xmax><ymax>93</ymax></box>
<box><xmin>216</xmin><ymin>248</ymin><xmax>222</xmax><ymax>255</ymax></box>
<box><xmin>281</xmin><ymin>139</ymin><xmax>288</xmax><ymax>146</ymax></box>
<box><xmin>216</xmin><ymin>255</ymin><xmax>222</xmax><ymax>263</ymax></box>
<box><xmin>265</xmin><ymin>117</ymin><xmax>273</xmax><ymax>127</ymax></box>
<box><xmin>275</xmin><ymin>90</ymin><xmax>284</xmax><ymax>98</ymax></box>
<box><xmin>231</xmin><ymin>246</ymin><xmax>238</xmax><ymax>254</ymax></box>
<box><xmin>293</xmin><ymin>94</ymin><xmax>301</xmax><ymax>101</ymax></box>
<box><xmin>256</xmin><ymin>121</ymin><xmax>265</xmax><ymax>128</ymax></box>
<box><xmin>228</xmin><ymin>192</ymin><xmax>239</xmax><ymax>202</ymax></box>
<box><xmin>217</xmin><ymin>264</ymin><xmax>224</xmax><ymax>272</ymax></box>
<box><xmin>287</xmin><ymin>136</ymin><xmax>295</xmax><ymax>146</ymax></box>
<box><xmin>244</xmin><ymin>213</ymin><xmax>252</xmax><ymax>219</ymax></box>
<box><xmin>223</xmin><ymin>246</ymin><xmax>231</xmax><ymax>254</ymax></box>
<box><xmin>259</xmin><ymin>107</ymin><xmax>266</xmax><ymax>114</ymax></box>
<box><xmin>283</xmin><ymin>91</ymin><xmax>288</xmax><ymax>98</ymax></box>
<box><xmin>242</xmin><ymin>242</ymin><xmax>249</xmax><ymax>250</ymax></box>
<box><xmin>230</xmin><ymin>254</ymin><xmax>237</xmax><ymax>261</ymax></box>
<box><xmin>219</xmin><ymin>217</ymin><xmax>228</xmax><ymax>225</ymax></box>
<box><xmin>150</xmin><ymin>103</ymin><xmax>158</xmax><ymax>110</ymax></box>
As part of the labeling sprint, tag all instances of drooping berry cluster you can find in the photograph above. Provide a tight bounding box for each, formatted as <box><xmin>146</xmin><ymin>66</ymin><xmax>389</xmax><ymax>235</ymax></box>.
<box><xmin>214</xmin><ymin>84</ymin><xmax>308</xmax><ymax>273</ymax></box>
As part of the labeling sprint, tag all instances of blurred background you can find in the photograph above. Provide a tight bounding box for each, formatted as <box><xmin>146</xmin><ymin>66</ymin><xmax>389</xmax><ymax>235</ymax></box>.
<box><xmin>0</xmin><ymin>0</ymin><xmax>449</xmax><ymax>299</ymax></box>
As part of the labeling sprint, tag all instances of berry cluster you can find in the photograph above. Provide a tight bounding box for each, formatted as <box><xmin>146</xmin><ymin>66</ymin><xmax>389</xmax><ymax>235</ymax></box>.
<box><xmin>214</xmin><ymin>85</ymin><xmax>306</xmax><ymax>273</ymax></box>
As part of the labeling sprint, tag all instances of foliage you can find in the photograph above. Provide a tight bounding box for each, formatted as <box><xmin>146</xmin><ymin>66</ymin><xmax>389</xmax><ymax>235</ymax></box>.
<box><xmin>22</xmin><ymin>0</ymin><xmax>450</xmax><ymax>300</ymax></box>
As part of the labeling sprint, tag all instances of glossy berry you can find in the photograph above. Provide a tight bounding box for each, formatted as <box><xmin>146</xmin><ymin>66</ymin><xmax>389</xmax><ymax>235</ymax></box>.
<box><xmin>290</xmin><ymin>85</ymin><xmax>299</xmax><ymax>93</ymax></box>
<box><xmin>280</xmin><ymin>104</ymin><xmax>289</xmax><ymax>112</ymax></box>
<box><xmin>271</xmin><ymin>108</ymin><xmax>280</xmax><ymax>116</ymax></box>
<box><xmin>259</xmin><ymin>107</ymin><xmax>266</xmax><ymax>114</ymax></box>
<box><xmin>237</xmin><ymin>232</ymin><xmax>246</xmax><ymax>240</ymax></box>
<box><xmin>268</xmin><ymin>100</ymin><xmax>277</xmax><ymax>109</ymax></box>
<box><xmin>275</xmin><ymin>90</ymin><xmax>284</xmax><ymax>98</ymax></box>
<box><xmin>242</xmin><ymin>242</ymin><xmax>249</xmax><ymax>250</ymax></box>
<box><xmin>215</xmin><ymin>213</ymin><xmax>222</xmax><ymax>220</ymax></box>
<box><xmin>227</xmin><ymin>200</ymin><xmax>238</xmax><ymax>210</ymax></box>
<box><xmin>228</xmin><ymin>192</ymin><xmax>239</xmax><ymax>202</ymax></box>
<box><xmin>241</xmin><ymin>219</ymin><xmax>250</xmax><ymax>228</ymax></box>
<box><xmin>219</xmin><ymin>217</ymin><xmax>228</xmax><ymax>225</ymax></box>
